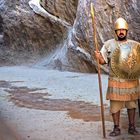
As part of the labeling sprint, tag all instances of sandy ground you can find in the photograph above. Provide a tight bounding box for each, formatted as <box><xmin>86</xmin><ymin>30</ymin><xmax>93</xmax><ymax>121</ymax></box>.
<box><xmin>0</xmin><ymin>66</ymin><xmax>140</xmax><ymax>140</ymax></box>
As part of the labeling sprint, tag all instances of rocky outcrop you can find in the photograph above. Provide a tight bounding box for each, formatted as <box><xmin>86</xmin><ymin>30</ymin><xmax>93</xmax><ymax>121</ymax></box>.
<box><xmin>0</xmin><ymin>0</ymin><xmax>140</xmax><ymax>73</ymax></box>
<box><xmin>0</xmin><ymin>0</ymin><xmax>70</xmax><ymax>65</ymax></box>
<box><xmin>40</xmin><ymin>0</ymin><xmax>78</xmax><ymax>25</ymax></box>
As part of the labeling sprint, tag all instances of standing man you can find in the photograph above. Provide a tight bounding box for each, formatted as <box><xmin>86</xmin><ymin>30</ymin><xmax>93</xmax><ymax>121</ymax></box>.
<box><xmin>95</xmin><ymin>17</ymin><xmax>140</xmax><ymax>136</ymax></box>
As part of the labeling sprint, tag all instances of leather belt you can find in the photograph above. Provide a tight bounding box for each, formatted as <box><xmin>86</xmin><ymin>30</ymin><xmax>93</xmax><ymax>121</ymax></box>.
<box><xmin>108</xmin><ymin>79</ymin><xmax>139</xmax><ymax>88</ymax></box>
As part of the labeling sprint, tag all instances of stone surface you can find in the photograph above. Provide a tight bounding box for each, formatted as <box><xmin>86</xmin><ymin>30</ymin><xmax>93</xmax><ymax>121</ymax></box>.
<box><xmin>40</xmin><ymin>0</ymin><xmax>78</xmax><ymax>25</ymax></box>
<box><xmin>0</xmin><ymin>0</ymin><xmax>140</xmax><ymax>72</ymax></box>
<box><xmin>0</xmin><ymin>0</ymin><xmax>68</xmax><ymax>65</ymax></box>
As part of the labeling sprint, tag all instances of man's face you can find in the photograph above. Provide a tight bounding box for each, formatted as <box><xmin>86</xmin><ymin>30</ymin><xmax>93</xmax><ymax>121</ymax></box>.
<box><xmin>116</xmin><ymin>29</ymin><xmax>127</xmax><ymax>40</ymax></box>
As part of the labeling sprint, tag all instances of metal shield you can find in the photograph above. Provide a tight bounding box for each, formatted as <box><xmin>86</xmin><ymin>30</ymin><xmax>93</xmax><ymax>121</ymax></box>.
<box><xmin>111</xmin><ymin>41</ymin><xmax>140</xmax><ymax>79</ymax></box>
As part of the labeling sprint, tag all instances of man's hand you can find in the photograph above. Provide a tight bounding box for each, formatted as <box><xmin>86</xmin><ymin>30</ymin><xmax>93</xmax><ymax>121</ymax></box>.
<box><xmin>94</xmin><ymin>50</ymin><xmax>106</xmax><ymax>64</ymax></box>
<box><xmin>94</xmin><ymin>50</ymin><xmax>101</xmax><ymax>60</ymax></box>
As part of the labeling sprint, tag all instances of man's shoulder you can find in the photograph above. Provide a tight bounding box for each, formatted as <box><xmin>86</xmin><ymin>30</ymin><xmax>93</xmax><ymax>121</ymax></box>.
<box><xmin>104</xmin><ymin>38</ymin><xmax>115</xmax><ymax>44</ymax></box>
<box><xmin>104</xmin><ymin>39</ymin><xmax>140</xmax><ymax>45</ymax></box>
<box><xmin>104</xmin><ymin>39</ymin><xmax>116</xmax><ymax>47</ymax></box>
<box><xmin>127</xmin><ymin>39</ymin><xmax>140</xmax><ymax>45</ymax></box>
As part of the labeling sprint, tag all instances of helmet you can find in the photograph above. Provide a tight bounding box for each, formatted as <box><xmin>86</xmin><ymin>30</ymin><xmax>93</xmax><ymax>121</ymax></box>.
<box><xmin>114</xmin><ymin>17</ymin><xmax>128</xmax><ymax>30</ymax></box>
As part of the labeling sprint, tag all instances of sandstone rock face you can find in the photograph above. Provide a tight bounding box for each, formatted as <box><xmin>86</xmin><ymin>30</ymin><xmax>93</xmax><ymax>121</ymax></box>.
<box><xmin>40</xmin><ymin>0</ymin><xmax>78</xmax><ymax>25</ymax></box>
<box><xmin>0</xmin><ymin>0</ymin><xmax>140</xmax><ymax>73</ymax></box>
<box><xmin>0</xmin><ymin>0</ymin><xmax>68</xmax><ymax>65</ymax></box>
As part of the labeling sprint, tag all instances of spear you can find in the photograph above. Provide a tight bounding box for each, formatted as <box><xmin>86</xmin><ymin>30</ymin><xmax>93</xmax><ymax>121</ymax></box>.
<box><xmin>90</xmin><ymin>3</ymin><xmax>106</xmax><ymax>138</ymax></box>
<box><xmin>138</xmin><ymin>99</ymin><xmax>140</xmax><ymax>117</ymax></box>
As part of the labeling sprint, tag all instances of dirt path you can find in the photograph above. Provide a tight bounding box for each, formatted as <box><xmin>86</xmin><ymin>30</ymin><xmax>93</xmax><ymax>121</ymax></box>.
<box><xmin>0</xmin><ymin>120</ymin><xmax>19</xmax><ymax>140</ymax></box>
<box><xmin>0</xmin><ymin>66</ymin><xmax>140</xmax><ymax>140</ymax></box>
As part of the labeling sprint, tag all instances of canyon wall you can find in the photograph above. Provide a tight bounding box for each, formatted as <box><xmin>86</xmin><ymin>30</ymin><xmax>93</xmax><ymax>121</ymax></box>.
<box><xmin>0</xmin><ymin>0</ymin><xmax>140</xmax><ymax>72</ymax></box>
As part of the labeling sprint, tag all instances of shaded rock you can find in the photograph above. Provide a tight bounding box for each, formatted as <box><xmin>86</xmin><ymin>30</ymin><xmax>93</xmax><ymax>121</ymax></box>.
<box><xmin>40</xmin><ymin>0</ymin><xmax>78</xmax><ymax>25</ymax></box>
<box><xmin>0</xmin><ymin>0</ymin><xmax>68</xmax><ymax>65</ymax></box>
<box><xmin>0</xmin><ymin>0</ymin><xmax>140</xmax><ymax>73</ymax></box>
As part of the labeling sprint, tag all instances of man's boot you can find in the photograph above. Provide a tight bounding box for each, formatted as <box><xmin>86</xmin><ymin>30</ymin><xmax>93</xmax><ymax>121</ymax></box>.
<box><xmin>109</xmin><ymin>111</ymin><xmax>121</xmax><ymax>136</ymax></box>
<box><xmin>127</xmin><ymin>108</ymin><xmax>139</xmax><ymax>135</ymax></box>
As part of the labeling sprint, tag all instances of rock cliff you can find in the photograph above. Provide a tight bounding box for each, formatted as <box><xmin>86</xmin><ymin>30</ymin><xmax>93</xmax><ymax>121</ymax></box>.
<box><xmin>0</xmin><ymin>0</ymin><xmax>140</xmax><ymax>73</ymax></box>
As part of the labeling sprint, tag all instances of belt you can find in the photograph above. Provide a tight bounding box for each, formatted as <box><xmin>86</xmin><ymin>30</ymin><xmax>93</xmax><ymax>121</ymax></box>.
<box><xmin>108</xmin><ymin>79</ymin><xmax>139</xmax><ymax>88</ymax></box>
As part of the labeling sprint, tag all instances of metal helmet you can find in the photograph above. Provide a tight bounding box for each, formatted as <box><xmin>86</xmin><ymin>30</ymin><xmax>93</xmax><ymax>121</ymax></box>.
<box><xmin>114</xmin><ymin>17</ymin><xmax>128</xmax><ymax>30</ymax></box>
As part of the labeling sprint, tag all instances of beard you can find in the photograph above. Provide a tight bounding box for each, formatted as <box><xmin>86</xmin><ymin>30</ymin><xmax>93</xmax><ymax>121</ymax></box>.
<box><xmin>117</xmin><ymin>35</ymin><xmax>127</xmax><ymax>41</ymax></box>
<box><xmin>116</xmin><ymin>30</ymin><xmax>127</xmax><ymax>41</ymax></box>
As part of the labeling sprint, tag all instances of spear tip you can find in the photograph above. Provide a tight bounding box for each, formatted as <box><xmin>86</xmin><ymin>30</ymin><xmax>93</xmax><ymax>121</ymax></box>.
<box><xmin>90</xmin><ymin>3</ymin><xmax>95</xmax><ymax>17</ymax></box>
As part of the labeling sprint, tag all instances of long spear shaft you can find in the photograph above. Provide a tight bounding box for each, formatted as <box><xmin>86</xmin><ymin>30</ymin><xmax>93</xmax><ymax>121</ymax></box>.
<box><xmin>90</xmin><ymin>3</ymin><xmax>106</xmax><ymax>138</ymax></box>
<box><xmin>138</xmin><ymin>99</ymin><xmax>140</xmax><ymax>117</ymax></box>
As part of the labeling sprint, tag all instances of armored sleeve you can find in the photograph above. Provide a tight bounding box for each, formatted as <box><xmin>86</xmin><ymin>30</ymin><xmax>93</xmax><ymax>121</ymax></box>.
<box><xmin>100</xmin><ymin>45</ymin><xmax>108</xmax><ymax>64</ymax></box>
